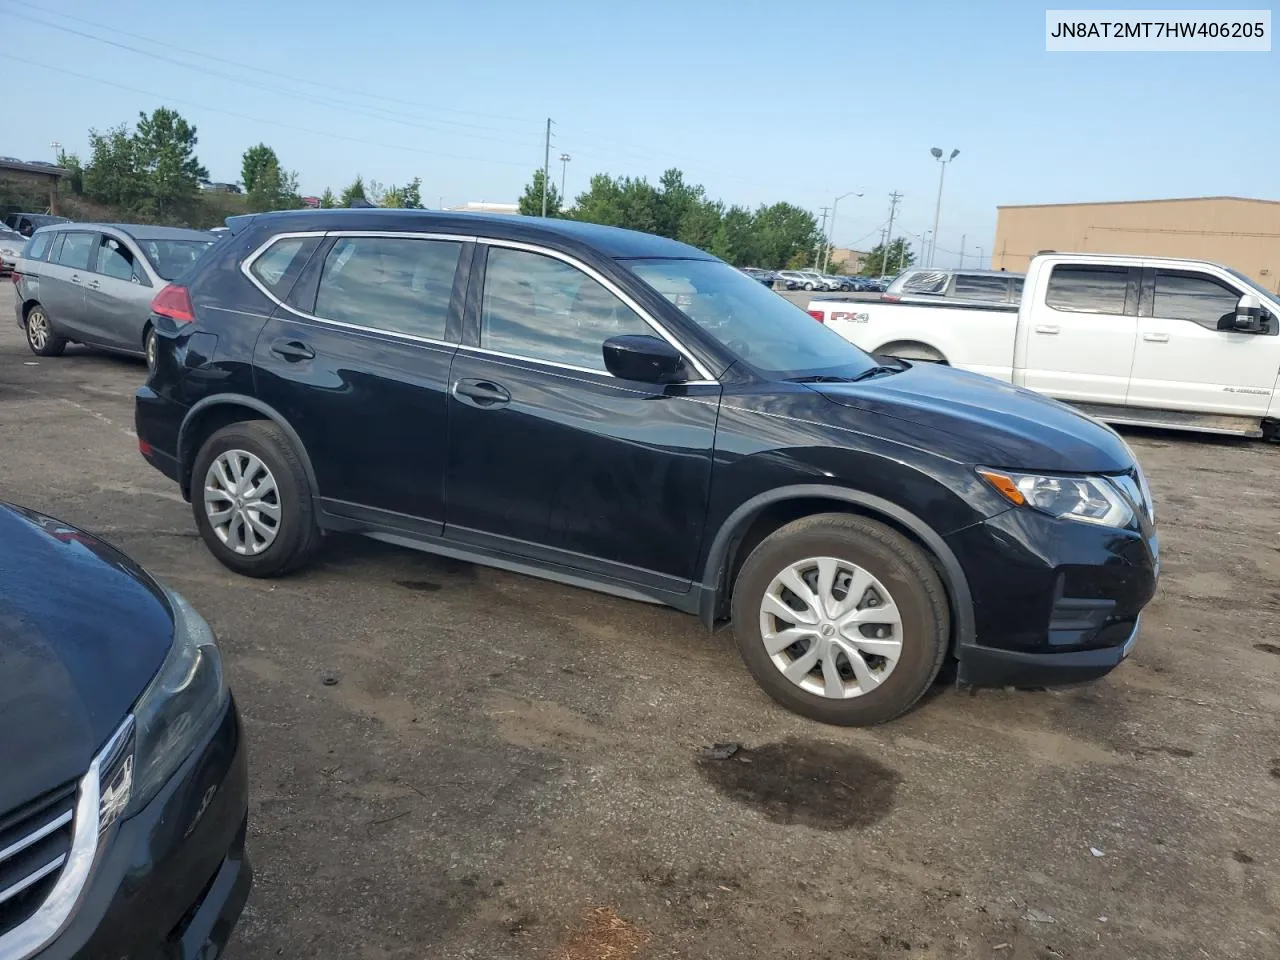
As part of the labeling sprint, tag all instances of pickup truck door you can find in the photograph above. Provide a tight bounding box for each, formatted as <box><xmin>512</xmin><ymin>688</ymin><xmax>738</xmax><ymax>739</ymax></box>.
<box><xmin>1019</xmin><ymin>263</ymin><xmax>1138</xmax><ymax>404</ymax></box>
<box><xmin>1128</xmin><ymin>266</ymin><xmax>1278</xmax><ymax>416</ymax></box>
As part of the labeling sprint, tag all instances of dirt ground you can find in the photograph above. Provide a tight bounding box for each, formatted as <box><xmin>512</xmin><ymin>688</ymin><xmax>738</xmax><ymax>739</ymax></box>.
<box><xmin>1</xmin><ymin>284</ymin><xmax>1277</xmax><ymax>959</ymax></box>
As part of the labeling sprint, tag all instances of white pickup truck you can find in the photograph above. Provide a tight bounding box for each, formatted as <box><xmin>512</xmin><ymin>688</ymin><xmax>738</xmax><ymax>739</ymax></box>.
<box><xmin>807</xmin><ymin>252</ymin><xmax>1280</xmax><ymax>439</ymax></box>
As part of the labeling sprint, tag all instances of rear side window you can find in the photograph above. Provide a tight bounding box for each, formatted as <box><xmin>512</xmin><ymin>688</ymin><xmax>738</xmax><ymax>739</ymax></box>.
<box><xmin>54</xmin><ymin>232</ymin><xmax>96</xmax><ymax>270</ymax></box>
<box><xmin>25</xmin><ymin>231</ymin><xmax>52</xmax><ymax>261</ymax></box>
<box><xmin>314</xmin><ymin>236</ymin><xmax>461</xmax><ymax>340</ymax></box>
<box><xmin>951</xmin><ymin>274</ymin><xmax>1009</xmax><ymax>301</ymax></box>
<box><xmin>901</xmin><ymin>270</ymin><xmax>949</xmax><ymax>294</ymax></box>
<box><xmin>1045</xmin><ymin>265</ymin><xmax>1130</xmax><ymax>315</ymax></box>
<box><xmin>1152</xmin><ymin>271</ymin><xmax>1240</xmax><ymax>330</ymax></box>
<box><xmin>248</xmin><ymin>236</ymin><xmax>321</xmax><ymax>301</ymax></box>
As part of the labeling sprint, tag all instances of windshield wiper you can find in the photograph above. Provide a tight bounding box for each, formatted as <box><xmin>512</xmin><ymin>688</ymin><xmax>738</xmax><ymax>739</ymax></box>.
<box><xmin>849</xmin><ymin>365</ymin><xmax>898</xmax><ymax>381</ymax></box>
<box><xmin>786</xmin><ymin>374</ymin><xmax>854</xmax><ymax>383</ymax></box>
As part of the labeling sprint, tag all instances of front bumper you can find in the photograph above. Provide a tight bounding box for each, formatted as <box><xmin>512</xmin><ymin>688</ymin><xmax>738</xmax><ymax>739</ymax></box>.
<box><xmin>946</xmin><ymin>506</ymin><xmax>1158</xmax><ymax>688</ymax></box>
<box><xmin>35</xmin><ymin>696</ymin><xmax>251</xmax><ymax>960</ymax></box>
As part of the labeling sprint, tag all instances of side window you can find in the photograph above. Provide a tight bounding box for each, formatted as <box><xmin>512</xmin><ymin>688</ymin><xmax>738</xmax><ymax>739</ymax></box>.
<box><xmin>25</xmin><ymin>232</ymin><xmax>52</xmax><ymax>261</ymax></box>
<box><xmin>54</xmin><ymin>232</ymin><xmax>95</xmax><ymax>270</ymax></box>
<box><xmin>249</xmin><ymin>236</ymin><xmax>321</xmax><ymax>302</ymax></box>
<box><xmin>314</xmin><ymin>236</ymin><xmax>461</xmax><ymax>339</ymax></box>
<box><xmin>480</xmin><ymin>246</ymin><xmax>653</xmax><ymax>372</ymax></box>
<box><xmin>951</xmin><ymin>274</ymin><xmax>1009</xmax><ymax>301</ymax></box>
<box><xmin>1045</xmin><ymin>265</ymin><xmax>1130</xmax><ymax>315</ymax></box>
<box><xmin>95</xmin><ymin>236</ymin><xmax>137</xmax><ymax>281</ymax></box>
<box><xmin>1152</xmin><ymin>271</ymin><xmax>1240</xmax><ymax>330</ymax></box>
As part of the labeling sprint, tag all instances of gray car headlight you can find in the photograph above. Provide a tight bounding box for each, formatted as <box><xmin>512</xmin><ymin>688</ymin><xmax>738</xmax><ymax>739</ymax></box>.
<box><xmin>978</xmin><ymin>468</ymin><xmax>1134</xmax><ymax>528</ymax></box>
<box><xmin>123</xmin><ymin>587</ymin><xmax>227</xmax><ymax>815</ymax></box>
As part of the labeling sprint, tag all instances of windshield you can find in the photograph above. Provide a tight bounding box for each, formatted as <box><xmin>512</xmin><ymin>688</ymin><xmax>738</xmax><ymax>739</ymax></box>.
<box><xmin>138</xmin><ymin>238</ymin><xmax>213</xmax><ymax>280</ymax></box>
<box><xmin>1226</xmin><ymin>267</ymin><xmax>1280</xmax><ymax>307</ymax></box>
<box><xmin>627</xmin><ymin>258</ymin><xmax>878</xmax><ymax>379</ymax></box>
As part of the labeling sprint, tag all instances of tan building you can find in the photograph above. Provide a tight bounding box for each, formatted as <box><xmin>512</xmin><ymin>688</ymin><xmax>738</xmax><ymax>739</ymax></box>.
<box><xmin>829</xmin><ymin>247</ymin><xmax>869</xmax><ymax>273</ymax></box>
<box><xmin>993</xmin><ymin>196</ymin><xmax>1280</xmax><ymax>293</ymax></box>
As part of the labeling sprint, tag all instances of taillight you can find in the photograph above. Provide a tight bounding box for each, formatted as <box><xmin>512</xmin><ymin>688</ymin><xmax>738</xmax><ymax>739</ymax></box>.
<box><xmin>806</xmin><ymin>310</ymin><xmax>825</xmax><ymax>323</ymax></box>
<box><xmin>151</xmin><ymin>284</ymin><xmax>195</xmax><ymax>323</ymax></box>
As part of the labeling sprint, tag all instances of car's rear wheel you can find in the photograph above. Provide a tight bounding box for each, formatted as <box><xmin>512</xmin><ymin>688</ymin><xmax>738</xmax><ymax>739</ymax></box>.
<box><xmin>25</xmin><ymin>305</ymin><xmax>66</xmax><ymax>357</ymax></box>
<box><xmin>191</xmin><ymin>420</ymin><xmax>321</xmax><ymax>577</ymax></box>
<box><xmin>144</xmin><ymin>325</ymin><xmax>158</xmax><ymax>373</ymax></box>
<box><xmin>731</xmin><ymin>513</ymin><xmax>950</xmax><ymax>726</ymax></box>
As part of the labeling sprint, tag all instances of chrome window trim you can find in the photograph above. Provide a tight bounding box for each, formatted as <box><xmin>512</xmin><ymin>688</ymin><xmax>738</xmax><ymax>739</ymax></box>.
<box><xmin>240</xmin><ymin>231</ymin><xmax>469</xmax><ymax>347</ymax></box>
<box><xmin>478</xmin><ymin>238</ymin><xmax>715</xmax><ymax>382</ymax></box>
<box><xmin>454</xmin><ymin>343</ymin><xmax>718</xmax><ymax>388</ymax></box>
<box><xmin>0</xmin><ymin>716</ymin><xmax>133</xmax><ymax>960</ymax></box>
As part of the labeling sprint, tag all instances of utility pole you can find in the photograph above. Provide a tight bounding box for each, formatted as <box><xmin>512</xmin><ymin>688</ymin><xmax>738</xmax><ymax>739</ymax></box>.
<box><xmin>815</xmin><ymin>207</ymin><xmax>830</xmax><ymax>269</ymax></box>
<box><xmin>976</xmin><ymin>245</ymin><xmax>984</xmax><ymax>269</ymax></box>
<box><xmin>559</xmin><ymin>153</ymin><xmax>571</xmax><ymax>199</ymax></box>
<box><xmin>884</xmin><ymin>191</ymin><xmax>902</xmax><ymax>275</ymax></box>
<box><xmin>959</xmin><ymin>233</ymin><xmax>966</xmax><ymax>268</ymax></box>
<box><xmin>541</xmin><ymin>118</ymin><xmax>552</xmax><ymax>217</ymax></box>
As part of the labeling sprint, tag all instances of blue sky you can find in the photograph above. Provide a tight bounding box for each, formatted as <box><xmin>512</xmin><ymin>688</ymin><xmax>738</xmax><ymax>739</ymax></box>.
<box><xmin>6</xmin><ymin>0</ymin><xmax>1277</xmax><ymax>265</ymax></box>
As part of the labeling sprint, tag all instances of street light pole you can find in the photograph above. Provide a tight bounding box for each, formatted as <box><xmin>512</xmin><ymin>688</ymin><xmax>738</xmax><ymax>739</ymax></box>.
<box><xmin>559</xmin><ymin>153</ymin><xmax>571</xmax><ymax>199</ymax></box>
<box><xmin>928</xmin><ymin>147</ymin><xmax>959</xmax><ymax>267</ymax></box>
<box><xmin>823</xmin><ymin>190</ymin><xmax>862</xmax><ymax>273</ymax></box>
<box><xmin>50</xmin><ymin>141</ymin><xmax>61</xmax><ymax>163</ymax></box>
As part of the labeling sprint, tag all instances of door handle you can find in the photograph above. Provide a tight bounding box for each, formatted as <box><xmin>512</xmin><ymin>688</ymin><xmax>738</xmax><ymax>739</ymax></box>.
<box><xmin>69</xmin><ymin>274</ymin><xmax>82</xmax><ymax>285</ymax></box>
<box><xmin>1142</xmin><ymin>332</ymin><xmax>1170</xmax><ymax>343</ymax></box>
<box><xmin>453</xmin><ymin>378</ymin><xmax>511</xmax><ymax>408</ymax></box>
<box><xmin>269</xmin><ymin>339</ymin><xmax>315</xmax><ymax>362</ymax></box>
<box><xmin>1034</xmin><ymin>324</ymin><xmax>1060</xmax><ymax>335</ymax></box>
<box><xmin>86</xmin><ymin>279</ymin><xmax>100</xmax><ymax>289</ymax></box>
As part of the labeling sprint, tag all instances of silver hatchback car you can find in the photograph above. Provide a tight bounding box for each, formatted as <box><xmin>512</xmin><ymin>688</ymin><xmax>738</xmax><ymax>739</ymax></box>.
<box><xmin>13</xmin><ymin>223</ymin><xmax>215</xmax><ymax>370</ymax></box>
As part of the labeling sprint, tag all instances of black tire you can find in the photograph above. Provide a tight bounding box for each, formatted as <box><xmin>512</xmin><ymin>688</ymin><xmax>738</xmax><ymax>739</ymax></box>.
<box><xmin>144</xmin><ymin>325</ymin><xmax>158</xmax><ymax>373</ymax></box>
<box><xmin>191</xmin><ymin>420</ymin><xmax>321</xmax><ymax>577</ymax></box>
<box><xmin>24</xmin><ymin>304</ymin><xmax>66</xmax><ymax>357</ymax></box>
<box><xmin>730</xmin><ymin>513</ymin><xmax>950</xmax><ymax>726</ymax></box>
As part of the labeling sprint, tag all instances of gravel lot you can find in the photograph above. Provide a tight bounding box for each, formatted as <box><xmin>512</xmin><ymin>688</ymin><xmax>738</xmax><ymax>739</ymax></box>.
<box><xmin>1</xmin><ymin>283</ymin><xmax>1278</xmax><ymax>959</ymax></box>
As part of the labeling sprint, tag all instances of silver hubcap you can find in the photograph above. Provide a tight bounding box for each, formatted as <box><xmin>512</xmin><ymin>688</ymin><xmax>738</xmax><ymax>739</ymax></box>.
<box><xmin>28</xmin><ymin>312</ymin><xmax>48</xmax><ymax>350</ymax></box>
<box><xmin>203</xmin><ymin>450</ymin><xmax>281</xmax><ymax>555</ymax></box>
<box><xmin>145</xmin><ymin>331</ymin><xmax>157</xmax><ymax>369</ymax></box>
<box><xmin>759</xmin><ymin>556</ymin><xmax>903</xmax><ymax>699</ymax></box>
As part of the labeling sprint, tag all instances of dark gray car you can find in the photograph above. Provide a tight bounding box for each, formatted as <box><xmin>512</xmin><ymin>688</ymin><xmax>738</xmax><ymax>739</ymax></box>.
<box><xmin>13</xmin><ymin>223</ymin><xmax>214</xmax><ymax>370</ymax></box>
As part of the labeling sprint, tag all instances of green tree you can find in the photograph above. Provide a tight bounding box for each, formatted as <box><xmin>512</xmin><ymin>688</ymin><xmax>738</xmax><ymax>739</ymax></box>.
<box><xmin>339</xmin><ymin>175</ymin><xmax>367</xmax><ymax>207</ymax></box>
<box><xmin>517</xmin><ymin>169</ymin><xmax>562</xmax><ymax>217</ymax></box>
<box><xmin>676</xmin><ymin>198</ymin><xmax>723</xmax><ymax>252</ymax></box>
<box><xmin>859</xmin><ymin>238</ymin><xmax>915</xmax><ymax>276</ymax></box>
<box><xmin>133</xmin><ymin>107</ymin><xmax>204</xmax><ymax>217</ymax></box>
<box><xmin>709</xmin><ymin>204</ymin><xmax>756</xmax><ymax>265</ymax></box>
<box><xmin>241</xmin><ymin>143</ymin><xmax>280</xmax><ymax>194</ymax></box>
<box><xmin>751</xmin><ymin>202</ymin><xmax>821</xmax><ymax>269</ymax></box>
<box><xmin>56</xmin><ymin>148</ymin><xmax>84</xmax><ymax>195</ymax></box>
<box><xmin>655</xmin><ymin>168</ymin><xmax>705</xmax><ymax>240</ymax></box>
<box><xmin>82</xmin><ymin>124</ymin><xmax>147</xmax><ymax>213</ymax></box>
<box><xmin>318</xmin><ymin>187</ymin><xmax>337</xmax><ymax>208</ymax></box>
<box><xmin>246</xmin><ymin>161</ymin><xmax>302</xmax><ymax>212</ymax></box>
<box><xmin>400</xmin><ymin>176</ymin><xmax>423</xmax><ymax>209</ymax></box>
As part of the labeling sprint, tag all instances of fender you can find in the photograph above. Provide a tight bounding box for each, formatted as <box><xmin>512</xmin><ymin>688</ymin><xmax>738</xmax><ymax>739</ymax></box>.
<box><xmin>697</xmin><ymin>483</ymin><xmax>976</xmax><ymax>649</ymax></box>
<box><xmin>177</xmin><ymin>394</ymin><xmax>320</xmax><ymax>500</ymax></box>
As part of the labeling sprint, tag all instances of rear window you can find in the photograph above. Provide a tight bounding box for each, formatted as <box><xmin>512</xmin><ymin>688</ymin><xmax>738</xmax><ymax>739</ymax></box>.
<box><xmin>24</xmin><ymin>231</ymin><xmax>52</xmax><ymax>261</ymax></box>
<box><xmin>899</xmin><ymin>270</ymin><xmax>949</xmax><ymax>294</ymax></box>
<box><xmin>248</xmin><ymin>236</ymin><xmax>322</xmax><ymax>301</ymax></box>
<box><xmin>55</xmin><ymin>232</ymin><xmax>96</xmax><ymax>270</ymax></box>
<box><xmin>951</xmin><ymin>274</ymin><xmax>1009</xmax><ymax>301</ymax></box>
<box><xmin>1045</xmin><ymin>265</ymin><xmax>1130</xmax><ymax>315</ymax></box>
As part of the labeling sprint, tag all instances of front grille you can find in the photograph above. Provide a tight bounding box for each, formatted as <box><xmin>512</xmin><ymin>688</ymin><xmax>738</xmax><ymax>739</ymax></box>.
<box><xmin>0</xmin><ymin>782</ymin><xmax>77</xmax><ymax>938</ymax></box>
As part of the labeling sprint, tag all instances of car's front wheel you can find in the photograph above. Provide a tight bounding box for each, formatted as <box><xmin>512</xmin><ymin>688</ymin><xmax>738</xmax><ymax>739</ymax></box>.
<box><xmin>25</xmin><ymin>305</ymin><xmax>66</xmax><ymax>357</ymax></box>
<box><xmin>731</xmin><ymin>513</ymin><xmax>950</xmax><ymax>726</ymax></box>
<box><xmin>191</xmin><ymin>420</ymin><xmax>321</xmax><ymax>577</ymax></box>
<box><xmin>803</xmin><ymin>282</ymin><xmax>815</xmax><ymax>290</ymax></box>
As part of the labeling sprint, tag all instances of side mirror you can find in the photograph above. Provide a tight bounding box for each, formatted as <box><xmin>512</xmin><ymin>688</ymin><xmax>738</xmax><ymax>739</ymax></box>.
<box><xmin>1232</xmin><ymin>293</ymin><xmax>1266</xmax><ymax>332</ymax></box>
<box><xmin>602</xmin><ymin>334</ymin><xmax>686</xmax><ymax>383</ymax></box>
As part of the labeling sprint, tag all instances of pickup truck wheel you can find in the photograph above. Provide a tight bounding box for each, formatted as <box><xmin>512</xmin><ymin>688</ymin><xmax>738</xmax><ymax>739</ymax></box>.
<box><xmin>25</xmin><ymin>305</ymin><xmax>66</xmax><ymax>357</ymax></box>
<box><xmin>876</xmin><ymin>341</ymin><xmax>948</xmax><ymax>365</ymax></box>
<box><xmin>731</xmin><ymin>513</ymin><xmax>949</xmax><ymax>726</ymax></box>
<box><xmin>191</xmin><ymin>420</ymin><xmax>321</xmax><ymax>577</ymax></box>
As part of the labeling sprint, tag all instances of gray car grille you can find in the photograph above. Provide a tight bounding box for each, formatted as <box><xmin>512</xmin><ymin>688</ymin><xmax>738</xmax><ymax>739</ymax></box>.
<box><xmin>0</xmin><ymin>783</ymin><xmax>77</xmax><ymax>938</ymax></box>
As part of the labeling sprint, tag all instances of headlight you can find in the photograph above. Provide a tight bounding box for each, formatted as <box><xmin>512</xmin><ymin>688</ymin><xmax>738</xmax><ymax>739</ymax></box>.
<box><xmin>124</xmin><ymin>587</ymin><xmax>227</xmax><ymax>814</ymax></box>
<box><xmin>978</xmin><ymin>468</ymin><xmax>1134</xmax><ymax>527</ymax></box>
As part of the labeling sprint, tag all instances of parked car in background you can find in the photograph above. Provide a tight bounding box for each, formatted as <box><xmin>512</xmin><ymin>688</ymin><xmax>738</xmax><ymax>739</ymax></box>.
<box><xmin>808</xmin><ymin>251</ymin><xmax>1280</xmax><ymax>439</ymax></box>
<box><xmin>135</xmin><ymin>208</ymin><xmax>1157</xmax><ymax>726</ymax></box>
<box><xmin>0</xmin><ymin>501</ymin><xmax>251</xmax><ymax>959</ymax></box>
<box><xmin>0</xmin><ymin>224</ymin><xmax>24</xmax><ymax>275</ymax></box>
<box><xmin>4</xmin><ymin>212</ymin><xmax>71</xmax><ymax>237</ymax></box>
<box><xmin>13</xmin><ymin>222</ymin><xmax>215</xmax><ymax>370</ymax></box>
<box><xmin>774</xmin><ymin>270</ymin><xmax>806</xmax><ymax>290</ymax></box>
<box><xmin>883</xmin><ymin>267</ymin><xmax>1025</xmax><ymax>306</ymax></box>
<box><xmin>740</xmin><ymin>266</ymin><xmax>776</xmax><ymax>287</ymax></box>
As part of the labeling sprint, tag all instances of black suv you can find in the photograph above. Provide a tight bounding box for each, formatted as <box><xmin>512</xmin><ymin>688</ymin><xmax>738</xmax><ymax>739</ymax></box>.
<box><xmin>135</xmin><ymin>209</ymin><xmax>1159</xmax><ymax>726</ymax></box>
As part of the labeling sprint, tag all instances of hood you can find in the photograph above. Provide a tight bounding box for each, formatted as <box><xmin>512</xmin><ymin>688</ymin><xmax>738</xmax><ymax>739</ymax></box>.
<box><xmin>812</xmin><ymin>362</ymin><xmax>1134</xmax><ymax>473</ymax></box>
<box><xmin>0</xmin><ymin>504</ymin><xmax>173</xmax><ymax>816</ymax></box>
